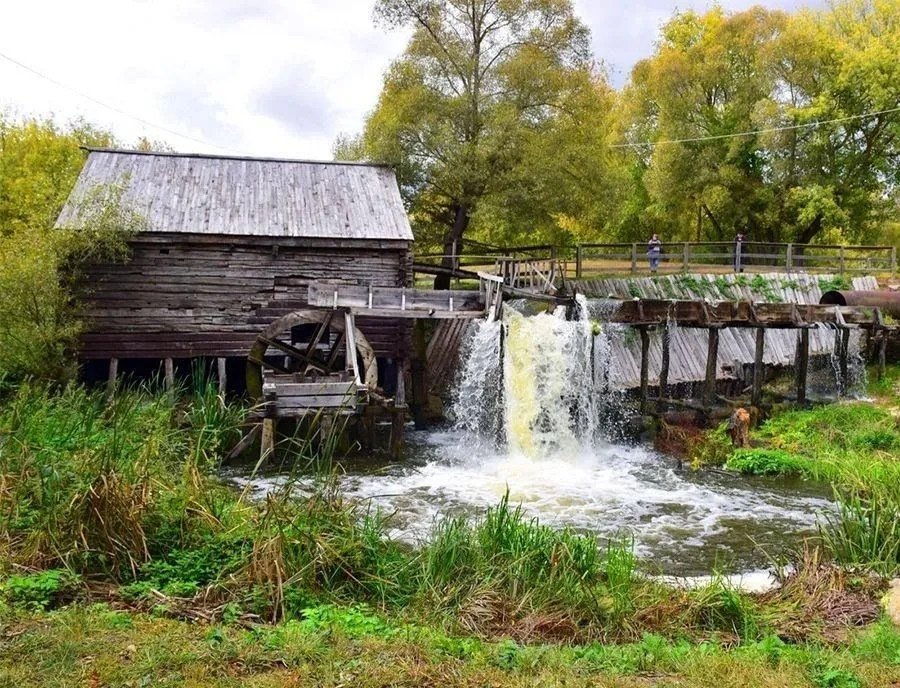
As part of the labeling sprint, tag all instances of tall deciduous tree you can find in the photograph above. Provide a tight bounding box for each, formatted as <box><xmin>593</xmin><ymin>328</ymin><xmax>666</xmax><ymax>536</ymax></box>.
<box><xmin>619</xmin><ymin>0</ymin><xmax>899</xmax><ymax>244</ymax></box>
<box><xmin>342</xmin><ymin>0</ymin><xmax>601</xmax><ymax>287</ymax></box>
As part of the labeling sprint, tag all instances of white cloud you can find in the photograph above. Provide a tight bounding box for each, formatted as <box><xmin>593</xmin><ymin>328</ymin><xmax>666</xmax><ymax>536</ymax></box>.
<box><xmin>1</xmin><ymin>0</ymin><xmax>820</xmax><ymax>158</ymax></box>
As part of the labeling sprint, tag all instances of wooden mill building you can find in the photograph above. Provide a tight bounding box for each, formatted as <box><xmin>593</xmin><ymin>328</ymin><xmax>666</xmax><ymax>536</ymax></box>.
<box><xmin>58</xmin><ymin>148</ymin><xmax>414</xmax><ymax>391</ymax></box>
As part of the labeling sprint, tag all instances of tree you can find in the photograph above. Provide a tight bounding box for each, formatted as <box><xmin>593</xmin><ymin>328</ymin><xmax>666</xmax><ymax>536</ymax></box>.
<box><xmin>0</xmin><ymin>114</ymin><xmax>150</xmax><ymax>381</ymax></box>
<box><xmin>619</xmin><ymin>0</ymin><xmax>899</xmax><ymax>245</ymax></box>
<box><xmin>344</xmin><ymin>0</ymin><xmax>601</xmax><ymax>287</ymax></box>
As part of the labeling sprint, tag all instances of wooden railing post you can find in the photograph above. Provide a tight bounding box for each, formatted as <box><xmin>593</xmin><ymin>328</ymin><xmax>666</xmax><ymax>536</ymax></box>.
<box><xmin>631</xmin><ymin>243</ymin><xmax>638</xmax><ymax>274</ymax></box>
<box><xmin>838</xmin><ymin>246</ymin><xmax>845</xmax><ymax>276</ymax></box>
<box><xmin>682</xmin><ymin>242</ymin><xmax>689</xmax><ymax>272</ymax></box>
<box><xmin>785</xmin><ymin>243</ymin><xmax>793</xmax><ymax>273</ymax></box>
<box><xmin>576</xmin><ymin>244</ymin><xmax>583</xmax><ymax>279</ymax></box>
<box><xmin>891</xmin><ymin>246</ymin><xmax>897</xmax><ymax>278</ymax></box>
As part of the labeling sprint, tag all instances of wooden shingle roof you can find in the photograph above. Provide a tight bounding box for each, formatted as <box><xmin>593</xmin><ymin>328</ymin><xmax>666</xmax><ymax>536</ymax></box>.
<box><xmin>57</xmin><ymin>148</ymin><xmax>414</xmax><ymax>241</ymax></box>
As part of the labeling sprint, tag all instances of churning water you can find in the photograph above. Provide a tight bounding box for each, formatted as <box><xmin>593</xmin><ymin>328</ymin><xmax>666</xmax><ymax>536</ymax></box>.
<box><xmin>236</xmin><ymin>299</ymin><xmax>833</xmax><ymax>577</ymax></box>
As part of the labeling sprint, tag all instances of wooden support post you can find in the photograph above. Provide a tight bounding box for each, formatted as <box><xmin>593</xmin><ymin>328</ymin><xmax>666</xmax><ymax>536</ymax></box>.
<box><xmin>658</xmin><ymin>326</ymin><xmax>670</xmax><ymax>411</ymax></box>
<box><xmin>260</xmin><ymin>419</ymin><xmax>275</xmax><ymax>465</ymax></box>
<box><xmin>630</xmin><ymin>243</ymin><xmax>638</xmax><ymax>274</ymax></box>
<box><xmin>682</xmin><ymin>243</ymin><xmax>689</xmax><ymax>272</ymax></box>
<box><xmin>838</xmin><ymin>328</ymin><xmax>850</xmax><ymax>396</ymax></box>
<box><xmin>785</xmin><ymin>243</ymin><xmax>793</xmax><ymax>273</ymax></box>
<box><xmin>106</xmin><ymin>358</ymin><xmax>118</xmax><ymax>403</ymax></box>
<box><xmin>217</xmin><ymin>357</ymin><xmax>227</xmax><ymax>396</ymax></box>
<box><xmin>839</xmin><ymin>246</ymin><xmax>845</xmax><ymax>276</ymax></box>
<box><xmin>891</xmin><ymin>246</ymin><xmax>897</xmax><ymax>278</ymax></box>
<box><xmin>796</xmin><ymin>328</ymin><xmax>809</xmax><ymax>405</ymax></box>
<box><xmin>260</xmin><ymin>385</ymin><xmax>276</xmax><ymax>464</ymax></box>
<box><xmin>704</xmin><ymin>328</ymin><xmax>719</xmax><ymax>408</ymax></box>
<box><xmin>877</xmin><ymin>331</ymin><xmax>887</xmax><ymax>381</ymax></box>
<box><xmin>639</xmin><ymin>327</ymin><xmax>650</xmax><ymax>415</ymax></box>
<box><xmin>411</xmin><ymin>320</ymin><xmax>428</xmax><ymax>429</ymax></box>
<box><xmin>164</xmin><ymin>357</ymin><xmax>175</xmax><ymax>401</ymax></box>
<box><xmin>575</xmin><ymin>244</ymin><xmax>583</xmax><ymax>279</ymax></box>
<box><xmin>752</xmin><ymin>328</ymin><xmax>765</xmax><ymax>407</ymax></box>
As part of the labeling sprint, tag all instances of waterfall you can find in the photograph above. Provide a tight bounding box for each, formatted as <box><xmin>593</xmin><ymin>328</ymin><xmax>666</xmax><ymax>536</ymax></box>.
<box><xmin>452</xmin><ymin>295</ymin><xmax>599</xmax><ymax>457</ymax></box>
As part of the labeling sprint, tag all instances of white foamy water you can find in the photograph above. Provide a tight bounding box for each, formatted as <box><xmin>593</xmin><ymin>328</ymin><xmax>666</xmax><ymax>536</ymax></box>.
<box><xmin>234</xmin><ymin>298</ymin><xmax>833</xmax><ymax>576</ymax></box>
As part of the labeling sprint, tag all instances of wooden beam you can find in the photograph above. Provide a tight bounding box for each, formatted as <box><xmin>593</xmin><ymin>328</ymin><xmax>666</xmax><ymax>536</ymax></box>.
<box><xmin>395</xmin><ymin>358</ymin><xmax>406</xmax><ymax>406</ymax></box>
<box><xmin>796</xmin><ymin>328</ymin><xmax>809</xmax><ymax>404</ymax></box>
<box><xmin>877</xmin><ymin>330</ymin><xmax>887</xmax><ymax>381</ymax></box>
<box><xmin>752</xmin><ymin>328</ymin><xmax>765</xmax><ymax>407</ymax></box>
<box><xmin>260</xmin><ymin>418</ymin><xmax>275</xmax><ymax>465</ymax></box>
<box><xmin>658</xmin><ymin>326</ymin><xmax>670</xmax><ymax>405</ymax></box>
<box><xmin>164</xmin><ymin>357</ymin><xmax>175</xmax><ymax>401</ymax></box>
<box><xmin>106</xmin><ymin>358</ymin><xmax>118</xmax><ymax>403</ymax></box>
<box><xmin>838</xmin><ymin>328</ymin><xmax>850</xmax><ymax>396</ymax></box>
<box><xmin>217</xmin><ymin>357</ymin><xmax>227</xmax><ymax>395</ymax></box>
<box><xmin>704</xmin><ymin>328</ymin><xmax>720</xmax><ymax>408</ymax></box>
<box><xmin>639</xmin><ymin>327</ymin><xmax>650</xmax><ymax>415</ymax></box>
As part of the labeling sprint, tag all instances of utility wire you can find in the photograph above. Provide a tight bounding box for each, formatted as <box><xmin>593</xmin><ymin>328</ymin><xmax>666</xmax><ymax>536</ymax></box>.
<box><xmin>608</xmin><ymin>106</ymin><xmax>900</xmax><ymax>149</ymax></box>
<box><xmin>0</xmin><ymin>50</ymin><xmax>246</xmax><ymax>155</ymax></box>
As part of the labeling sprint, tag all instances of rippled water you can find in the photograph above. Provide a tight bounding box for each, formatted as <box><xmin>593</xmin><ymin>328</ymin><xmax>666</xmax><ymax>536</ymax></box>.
<box><xmin>233</xmin><ymin>297</ymin><xmax>835</xmax><ymax>577</ymax></box>
<box><xmin>234</xmin><ymin>430</ymin><xmax>832</xmax><ymax>577</ymax></box>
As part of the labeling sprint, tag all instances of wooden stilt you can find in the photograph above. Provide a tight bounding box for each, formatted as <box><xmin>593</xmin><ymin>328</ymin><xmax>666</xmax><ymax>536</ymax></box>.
<box><xmin>391</xmin><ymin>359</ymin><xmax>406</xmax><ymax>458</ymax></box>
<box><xmin>796</xmin><ymin>328</ymin><xmax>809</xmax><ymax>404</ymax></box>
<box><xmin>260</xmin><ymin>418</ymin><xmax>275</xmax><ymax>465</ymax></box>
<box><xmin>704</xmin><ymin>328</ymin><xmax>720</xmax><ymax>409</ymax></box>
<box><xmin>658</xmin><ymin>326</ymin><xmax>670</xmax><ymax>409</ymax></box>
<box><xmin>752</xmin><ymin>327</ymin><xmax>765</xmax><ymax>407</ymax></box>
<box><xmin>164</xmin><ymin>357</ymin><xmax>175</xmax><ymax>401</ymax></box>
<box><xmin>639</xmin><ymin>327</ymin><xmax>650</xmax><ymax>415</ymax></box>
<box><xmin>838</xmin><ymin>328</ymin><xmax>850</xmax><ymax>396</ymax></box>
<box><xmin>217</xmin><ymin>357</ymin><xmax>227</xmax><ymax>396</ymax></box>
<box><xmin>410</xmin><ymin>320</ymin><xmax>428</xmax><ymax>429</ymax></box>
<box><xmin>106</xmin><ymin>358</ymin><xmax>119</xmax><ymax>403</ymax></box>
<box><xmin>877</xmin><ymin>330</ymin><xmax>887</xmax><ymax>381</ymax></box>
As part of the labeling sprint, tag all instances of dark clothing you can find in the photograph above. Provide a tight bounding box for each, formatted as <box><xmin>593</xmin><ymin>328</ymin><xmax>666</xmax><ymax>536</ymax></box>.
<box><xmin>733</xmin><ymin>235</ymin><xmax>745</xmax><ymax>272</ymax></box>
<box><xmin>647</xmin><ymin>239</ymin><xmax>662</xmax><ymax>272</ymax></box>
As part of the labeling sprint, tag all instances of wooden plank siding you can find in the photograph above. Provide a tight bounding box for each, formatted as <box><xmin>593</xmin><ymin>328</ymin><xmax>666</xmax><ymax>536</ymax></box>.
<box><xmin>77</xmin><ymin>234</ymin><xmax>412</xmax><ymax>360</ymax></box>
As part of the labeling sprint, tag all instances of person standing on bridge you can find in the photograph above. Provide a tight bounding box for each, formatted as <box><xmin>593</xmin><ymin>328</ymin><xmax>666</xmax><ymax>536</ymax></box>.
<box><xmin>734</xmin><ymin>231</ymin><xmax>746</xmax><ymax>273</ymax></box>
<box><xmin>647</xmin><ymin>234</ymin><xmax>662</xmax><ymax>273</ymax></box>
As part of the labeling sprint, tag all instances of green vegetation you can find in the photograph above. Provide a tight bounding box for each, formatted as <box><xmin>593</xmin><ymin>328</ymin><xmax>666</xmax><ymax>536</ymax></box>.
<box><xmin>698</xmin><ymin>369</ymin><xmax>900</xmax><ymax>576</ymax></box>
<box><xmin>3</xmin><ymin>375</ymin><xmax>900</xmax><ymax>686</ymax></box>
<box><xmin>342</xmin><ymin>0</ymin><xmax>899</xmax><ymax>257</ymax></box>
<box><xmin>0</xmin><ymin>115</ymin><xmax>148</xmax><ymax>381</ymax></box>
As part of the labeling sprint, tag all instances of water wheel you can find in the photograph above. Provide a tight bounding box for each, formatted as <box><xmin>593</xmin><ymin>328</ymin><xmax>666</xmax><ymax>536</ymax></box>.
<box><xmin>246</xmin><ymin>309</ymin><xmax>377</xmax><ymax>401</ymax></box>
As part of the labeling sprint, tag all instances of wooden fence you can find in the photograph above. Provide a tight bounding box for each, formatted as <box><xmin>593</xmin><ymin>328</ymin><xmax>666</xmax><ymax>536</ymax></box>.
<box><xmin>413</xmin><ymin>241</ymin><xmax>896</xmax><ymax>281</ymax></box>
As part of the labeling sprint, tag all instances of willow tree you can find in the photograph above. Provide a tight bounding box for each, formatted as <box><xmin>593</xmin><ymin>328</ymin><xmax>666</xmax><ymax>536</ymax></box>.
<box><xmin>345</xmin><ymin>0</ymin><xmax>598</xmax><ymax>287</ymax></box>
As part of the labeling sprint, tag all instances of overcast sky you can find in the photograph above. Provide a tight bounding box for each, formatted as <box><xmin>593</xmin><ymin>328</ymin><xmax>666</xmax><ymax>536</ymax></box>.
<box><xmin>1</xmin><ymin>0</ymin><xmax>817</xmax><ymax>159</ymax></box>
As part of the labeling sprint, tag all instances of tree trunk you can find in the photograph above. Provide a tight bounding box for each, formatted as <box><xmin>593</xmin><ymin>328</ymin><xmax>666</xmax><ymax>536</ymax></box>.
<box><xmin>793</xmin><ymin>212</ymin><xmax>823</xmax><ymax>260</ymax></box>
<box><xmin>433</xmin><ymin>203</ymin><xmax>470</xmax><ymax>290</ymax></box>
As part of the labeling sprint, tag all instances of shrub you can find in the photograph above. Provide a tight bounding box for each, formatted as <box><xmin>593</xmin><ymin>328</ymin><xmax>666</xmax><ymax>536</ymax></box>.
<box><xmin>725</xmin><ymin>448</ymin><xmax>806</xmax><ymax>476</ymax></box>
<box><xmin>2</xmin><ymin>569</ymin><xmax>81</xmax><ymax>610</ymax></box>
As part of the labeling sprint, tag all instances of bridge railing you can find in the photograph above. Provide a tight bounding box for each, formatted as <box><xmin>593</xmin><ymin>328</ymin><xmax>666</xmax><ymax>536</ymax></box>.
<box><xmin>572</xmin><ymin>241</ymin><xmax>896</xmax><ymax>278</ymax></box>
<box><xmin>413</xmin><ymin>241</ymin><xmax>896</xmax><ymax>283</ymax></box>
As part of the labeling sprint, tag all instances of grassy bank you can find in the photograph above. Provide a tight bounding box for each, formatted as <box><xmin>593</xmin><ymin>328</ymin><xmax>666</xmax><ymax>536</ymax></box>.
<box><xmin>692</xmin><ymin>365</ymin><xmax>900</xmax><ymax>574</ymax></box>
<box><xmin>0</xmin><ymin>371</ymin><xmax>899</xmax><ymax>685</ymax></box>
<box><xmin>2</xmin><ymin>603</ymin><xmax>900</xmax><ymax>687</ymax></box>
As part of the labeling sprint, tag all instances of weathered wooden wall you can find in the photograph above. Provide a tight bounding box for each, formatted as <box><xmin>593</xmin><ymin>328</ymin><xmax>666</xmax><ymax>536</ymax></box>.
<box><xmin>78</xmin><ymin>233</ymin><xmax>412</xmax><ymax>360</ymax></box>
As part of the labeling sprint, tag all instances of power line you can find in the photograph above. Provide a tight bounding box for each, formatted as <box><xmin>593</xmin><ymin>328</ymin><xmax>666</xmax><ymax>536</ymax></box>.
<box><xmin>609</xmin><ymin>106</ymin><xmax>900</xmax><ymax>149</ymax></box>
<box><xmin>0</xmin><ymin>50</ymin><xmax>246</xmax><ymax>155</ymax></box>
